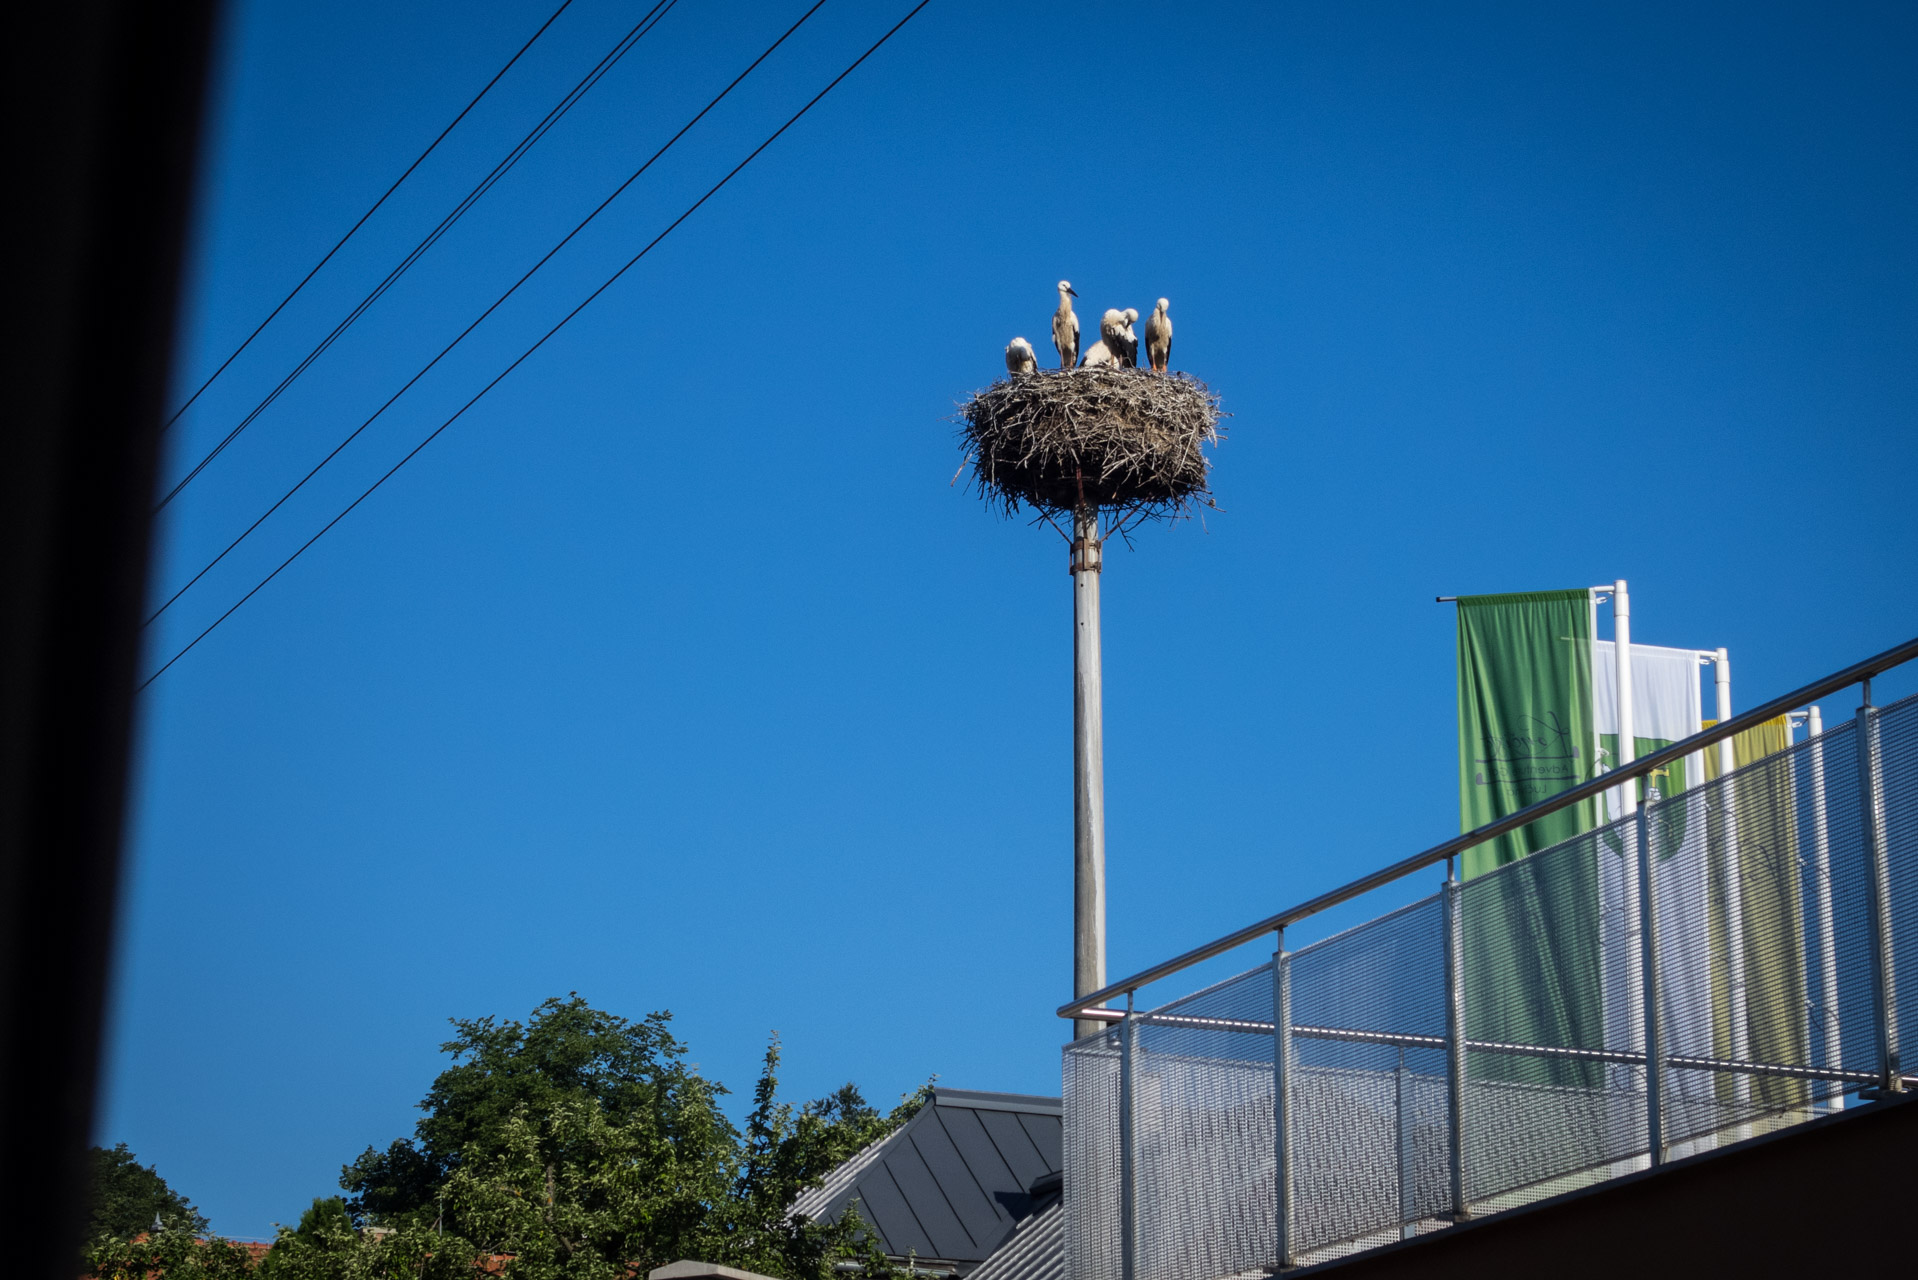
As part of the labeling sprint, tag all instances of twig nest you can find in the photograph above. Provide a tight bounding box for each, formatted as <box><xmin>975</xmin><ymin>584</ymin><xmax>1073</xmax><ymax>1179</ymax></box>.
<box><xmin>957</xmin><ymin>368</ymin><xmax>1224</xmax><ymax>519</ymax></box>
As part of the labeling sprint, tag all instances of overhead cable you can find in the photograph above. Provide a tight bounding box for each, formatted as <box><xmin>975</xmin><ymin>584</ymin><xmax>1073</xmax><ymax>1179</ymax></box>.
<box><xmin>144</xmin><ymin>0</ymin><xmax>832</xmax><ymax>630</ymax></box>
<box><xmin>154</xmin><ymin>0</ymin><xmax>680</xmax><ymax>511</ymax></box>
<box><xmin>139</xmin><ymin>0</ymin><xmax>934</xmax><ymax>690</ymax></box>
<box><xmin>144</xmin><ymin>0</ymin><xmax>833</xmax><ymax>630</ymax></box>
<box><xmin>161</xmin><ymin>0</ymin><xmax>576</xmax><ymax>433</ymax></box>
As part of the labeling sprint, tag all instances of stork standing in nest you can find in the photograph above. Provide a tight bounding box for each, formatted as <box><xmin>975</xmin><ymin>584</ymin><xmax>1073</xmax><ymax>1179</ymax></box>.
<box><xmin>1052</xmin><ymin>281</ymin><xmax>1080</xmax><ymax>369</ymax></box>
<box><xmin>1005</xmin><ymin>337</ymin><xmax>1037</xmax><ymax>375</ymax></box>
<box><xmin>1081</xmin><ymin>308</ymin><xmax>1128</xmax><ymax>368</ymax></box>
<box><xmin>1144</xmin><ymin>298</ymin><xmax>1172</xmax><ymax>373</ymax></box>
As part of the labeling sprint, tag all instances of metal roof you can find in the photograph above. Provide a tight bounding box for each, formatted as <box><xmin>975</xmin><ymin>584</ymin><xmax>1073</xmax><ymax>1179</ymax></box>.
<box><xmin>789</xmin><ymin>1087</ymin><xmax>1061</xmax><ymax>1272</ymax></box>
<box><xmin>965</xmin><ymin>1194</ymin><xmax>1061</xmax><ymax>1280</ymax></box>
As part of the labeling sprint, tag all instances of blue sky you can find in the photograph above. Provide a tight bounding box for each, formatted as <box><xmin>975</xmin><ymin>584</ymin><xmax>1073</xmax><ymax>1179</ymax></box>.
<box><xmin>108</xmin><ymin>0</ymin><xmax>1918</xmax><ymax>1238</ymax></box>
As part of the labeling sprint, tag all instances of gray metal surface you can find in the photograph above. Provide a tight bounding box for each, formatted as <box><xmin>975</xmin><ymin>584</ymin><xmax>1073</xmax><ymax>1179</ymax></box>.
<box><xmin>966</xmin><ymin>1194</ymin><xmax>1062</xmax><ymax>1280</ymax></box>
<box><xmin>791</xmin><ymin>1087</ymin><xmax>1062</xmax><ymax>1271</ymax></box>
<box><xmin>1857</xmin><ymin>704</ymin><xmax>1902</xmax><ymax>1092</ymax></box>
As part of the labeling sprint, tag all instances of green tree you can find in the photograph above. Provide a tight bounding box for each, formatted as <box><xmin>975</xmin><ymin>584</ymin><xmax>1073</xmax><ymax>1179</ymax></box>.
<box><xmin>258</xmin><ymin>1199</ymin><xmax>473</xmax><ymax>1280</ymax></box>
<box><xmin>339</xmin><ymin>996</ymin><xmax>925</xmax><ymax>1280</ymax></box>
<box><xmin>85</xmin><ymin>1225</ymin><xmax>254</xmax><ymax>1280</ymax></box>
<box><xmin>715</xmin><ymin>1039</ymin><xmax>927</xmax><ymax>1280</ymax></box>
<box><xmin>290</xmin><ymin>1198</ymin><xmax>355</xmax><ymax>1245</ymax></box>
<box><xmin>344</xmin><ymin>996</ymin><xmax>728</xmax><ymax>1228</ymax></box>
<box><xmin>87</xmin><ymin>1143</ymin><xmax>210</xmax><ymax>1240</ymax></box>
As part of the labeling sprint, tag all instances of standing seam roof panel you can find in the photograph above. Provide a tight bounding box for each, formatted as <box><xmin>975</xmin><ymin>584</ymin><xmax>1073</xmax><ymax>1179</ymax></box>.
<box><xmin>1013</xmin><ymin>1113</ymin><xmax>1063</xmax><ymax>1173</ymax></box>
<box><xmin>975</xmin><ymin>1109</ymin><xmax>1053</xmax><ymax>1188</ymax></box>
<box><xmin>848</xmin><ymin>1160</ymin><xmax>934</xmax><ymax>1260</ymax></box>
<box><xmin>934</xmin><ymin>1106</ymin><xmax>1031</xmax><ymax>1221</ymax></box>
<box><xmin>913</xmin><ymin>1108</ymin><xmax>1011</xmax><ymax>1247</ymax></box>
<box><xmin>883</xmin><ymin>1131</ymin><xmax>976</xmax><ymax>1259</ymax></box>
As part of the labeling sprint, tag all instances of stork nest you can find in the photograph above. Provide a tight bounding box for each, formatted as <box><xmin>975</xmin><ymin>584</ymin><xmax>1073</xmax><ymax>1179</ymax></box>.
<box><xmin>956</xmin><ymin>368</ymin><xmax>1224</xmax><ymax>519</ymax></box>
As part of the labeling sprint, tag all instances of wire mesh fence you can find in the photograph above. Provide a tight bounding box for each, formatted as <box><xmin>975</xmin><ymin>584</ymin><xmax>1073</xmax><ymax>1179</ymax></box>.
<box><xmin>1065</xmin><ymin>690</ymin><xmax>1918</xmax><ymax>1275</ymax></box>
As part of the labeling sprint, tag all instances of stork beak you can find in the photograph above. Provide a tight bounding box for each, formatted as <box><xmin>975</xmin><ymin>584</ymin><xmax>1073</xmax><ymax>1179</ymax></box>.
<box><xmin>1067</xmin><ymin>287</ymin><xmax>1078</xmax><ymax>298</ymax></box>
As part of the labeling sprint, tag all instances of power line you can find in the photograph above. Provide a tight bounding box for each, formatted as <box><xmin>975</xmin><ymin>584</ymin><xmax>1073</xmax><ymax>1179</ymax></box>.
<box><xmin>153</xmin><ymin>0</ymin><xmax>680</xmax><ymax>512</ymax></box>
<box><xmin>139</xmin><ymin>0</ymin><xmax>934</xmax><ymax>691</ymax></box>
<box><xmin>161</xmin><ymin>0</ymin><xmax>576</xmax><ymax>433</ymax></box>
<box><xmin>144</xmin><ymin>0</ymin><xmax>832</xmax><ymax>631</ymax></box>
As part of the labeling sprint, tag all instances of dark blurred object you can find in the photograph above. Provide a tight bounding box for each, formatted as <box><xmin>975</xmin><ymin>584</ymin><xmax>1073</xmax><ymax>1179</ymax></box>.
<box><xmin>2</xmin><ymin>2</ymin><xmax>220</xmax><ymax>1273</ymax></box>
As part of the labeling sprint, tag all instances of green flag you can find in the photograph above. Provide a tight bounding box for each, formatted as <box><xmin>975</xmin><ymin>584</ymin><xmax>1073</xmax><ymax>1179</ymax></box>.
<box><xmin>1456</xmin><ymin>590</ymin><xmax>1598</xmax><ymax>875</ymax></box>
<box><xmin>1455</xmin><ymin>590</ymin><xmax>1602</xmax><ymax>1087</ymax></box>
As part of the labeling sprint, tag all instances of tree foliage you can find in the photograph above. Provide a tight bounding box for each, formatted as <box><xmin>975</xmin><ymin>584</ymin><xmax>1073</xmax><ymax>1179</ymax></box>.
<box><xmin>88</xmin><ymin>1142</ymin><xmax>210</xmax><ymax>1240</ymax></box>
<box><xmin>326</xmin><ymin>996</ymin><xmax>924</xmax><ymax>1280</ymax></box>
<box><xmin>85</xmin><ymin>1226</ymin><xmax>254</xmax><ymax>1280</ymax></box>
<box><xmin>257</xmin><ymin>1199</ymin><xmax>473</xmax><ymax>1280</ymax></box>
<box><xmin>87</xmin><ymin>997</ymin><xmax>923</xmax><ymax>1280</ymax></box>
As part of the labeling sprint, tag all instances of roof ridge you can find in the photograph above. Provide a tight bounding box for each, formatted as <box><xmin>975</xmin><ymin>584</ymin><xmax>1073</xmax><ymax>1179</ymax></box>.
<box><xmin>929</xmin><ymin>1088</ymin><xmax>1062</xmax><ymax>1115</ymax></box>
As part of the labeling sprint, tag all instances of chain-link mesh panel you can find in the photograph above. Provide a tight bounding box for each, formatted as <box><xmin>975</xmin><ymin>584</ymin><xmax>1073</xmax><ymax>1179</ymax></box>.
<box><xmin>1456</xmin><ymin>824</ymin><xmax>1648</xmax><ymax>1208</ymax></box>
<box><xmin>1134</xmin><ymin>964</ymin><xmax>1279</xmax><ymax>1280</ymax></box>
<box><xmin>1063</xmin><ymin>1032</ymin><xmax>1121</xmax><ymax>1280</ymax></box>
<box><xmin>1064</xmin><ymin>690</ymin><xmax>1918</xmax><ymax>1280</ymax></box>
<box><xmin>1877</xmin><ymin>695</ymin><xmax>1918</xmax><ymax>1071</ymax></box>
<box><xmin>1644</xmin><ymin>722</ymin><xmax>1863</xmax><ymax>1160</ymax></box>
<box><xmin>1283</xmin><ymin>896</ymin><xmax>1446</xmax><ymax>1262</ymax></box>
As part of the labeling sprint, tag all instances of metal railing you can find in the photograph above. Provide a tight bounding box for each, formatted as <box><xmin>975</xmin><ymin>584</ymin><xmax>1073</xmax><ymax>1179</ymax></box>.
<box><xmin>1058</xmin><ymin>635</ymin><xmax>1918</xmax><ymax>1274</ymax></box>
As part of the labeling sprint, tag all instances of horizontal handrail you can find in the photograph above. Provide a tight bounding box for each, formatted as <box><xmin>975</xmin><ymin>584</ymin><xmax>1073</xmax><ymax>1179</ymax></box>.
<box><xmin>1081</xmin><ymin>1011</ymin><xmax>1906</xmax><ymax>1087</ymax></box>
<box><xmin>1060</xmin><ymin>632</ymin><xmax>1918</xmax><ymax>1020</ymax></box>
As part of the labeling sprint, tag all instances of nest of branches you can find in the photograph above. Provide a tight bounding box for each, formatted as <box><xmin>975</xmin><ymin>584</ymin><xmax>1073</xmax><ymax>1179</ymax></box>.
<box><xmin>957</xmin><ymin>368</ymin><xmax>1224</xmax><ymax>521</ymax></box>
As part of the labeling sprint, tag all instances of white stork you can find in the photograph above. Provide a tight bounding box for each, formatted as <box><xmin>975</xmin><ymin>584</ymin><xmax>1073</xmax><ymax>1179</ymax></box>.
<box><xmin>1144</xmin><ymin>298</ymin><xmax>1172</xmax><ymax>373</ymax></box>
<box><xmin>1052</xmin><ymin>281</ymin><xmax>1080</xmax><ymax>369</ymax></box>
<box><xmin>1119</xmin><ymin>307</ymin><xmax>1139</xmax><ymax>368</ymax></box>
<box><xmin>1005</xmin><ymin>337</ymin><xmax>1037</xmax><ymax>376</ymax></box>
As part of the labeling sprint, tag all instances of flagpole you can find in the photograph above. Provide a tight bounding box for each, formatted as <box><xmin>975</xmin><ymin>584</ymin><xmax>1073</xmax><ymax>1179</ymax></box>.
<box><xmin>1714</xmin><ymin>647</ymin><xmax>1752</xmax><ymax>1124</ymax></box>
<box><xmin>1604</xmin><ymin>580</ymin><xmax>1652</xmax><ymax>1174</ymax></box>
<box><xmin>1614</xmin><ymin>580</ymin><xmax>1636</xmax><ymax>817</ymax></box>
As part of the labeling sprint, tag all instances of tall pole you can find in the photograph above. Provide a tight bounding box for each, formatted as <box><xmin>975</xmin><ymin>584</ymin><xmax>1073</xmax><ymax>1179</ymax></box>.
<box><xmin>1715</xmin><ymin>648</ymin><xmax>1750</xmax><ymax>1105</ymax></box>
<box><xmin>1610</xmin><ymin>581</ymin><xmax>1647</xmax><ymax>1171</ymax></box>
<box><xmin>1858</xmin><ymin>686</ymin><xmax>1902</xmax><ymax>1094</ymax></box>
<box><xmin>1614</xmin><ymin>580</ymin><xmax>1636</xmax><ymax>818</ymax></box>
<box><xmin>1072</xmin><ymin>505</ymin><xmax>1108</xmax><ymax>1039</ymax></box>
<box><xmin>1807</xmin><ymin>705</ymin><xmax>1842</xmax><ymax>1111</ymax></box>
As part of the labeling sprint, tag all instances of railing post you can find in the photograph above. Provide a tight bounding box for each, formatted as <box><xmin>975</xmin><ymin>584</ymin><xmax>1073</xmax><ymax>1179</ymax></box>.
<box><xmin>1442</xmin><ymin>870</ymin><xmax>1469</xmax><ymax>1220</ymax></box>
<box><xmin>1857</xmin><ymin>696</ymin><xmax>1902</xmax><ymax>1094</ymax></box>
<box><xmin>1807</xmin><ymin>705</ymin><xmax>1843</xmax><ymax>1111</ymax></box>
<box><xmin>1395</xmin><ymin>1045</ymin><xmax>1415</xmax><ymax>1240</ymax></box>
<box><xmin>1635</xmin><ymin>802</ymin><xmax>1668</xmax><ymax>1164</ymax></box>
<box><xmin>1273</xmin><ymin>929</ymin><xmax>1294</xmax><ymax>1269</ymax></box>
<box><xmin>1119</xmin><ymin>991</ymin><xmax>1138</xmax><ymax>1280</ymax></box>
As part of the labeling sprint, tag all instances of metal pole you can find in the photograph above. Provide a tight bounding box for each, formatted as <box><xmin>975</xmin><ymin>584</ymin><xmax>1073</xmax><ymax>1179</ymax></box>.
<box><xmin>1807</xmin><ymin>705</ymin><xmax>1843</xmax><ymax>1111</ymax></box>
<box><xmin>1119</xmin><ymin>991</ymin><xmax>1138</xmax><ymax>1280</ymax></box>
<box><xmin>1635</xmin><ymin>802</ymin><xmax>1668</xmax><ymax>1165</ymax></box>
<box><xmin>1606</xmin><ymin>582</ymin><xmax>1644</xmax><ymax>1154</ymax></box>
<box><xmin>1714</xmin><ymin>649</ymin><xmax>1751</xmax><ymax>1105</ymax></box>
<box><xmin>1273</xmin><ymin>929</ymin><xmax>1294</xmax><ymax>1269</ymax></box>
<box><xmin>1614</xmin><ymin>580</ymin><xmax>1637</xmax><ymax>818</ymax></box>
<box><xmin>1396</xmin><ymin>1044</ymin><xmax>1415</xmax><ymax>1240</ymax></box>
<box><xmin>1856</xmin><ymin>692</ymin><xmax>1902</xmax><ymax>1095</ymax></box>
<box><xmin>1072</xmin><ymin>506</ymin><xmax>1107</xmax><ymax>1040</ymax></box>
<box><xmin>1442</xmin><ymin>867</ymin><xmax>1469</xmax><ymax>1220</ymax></box>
